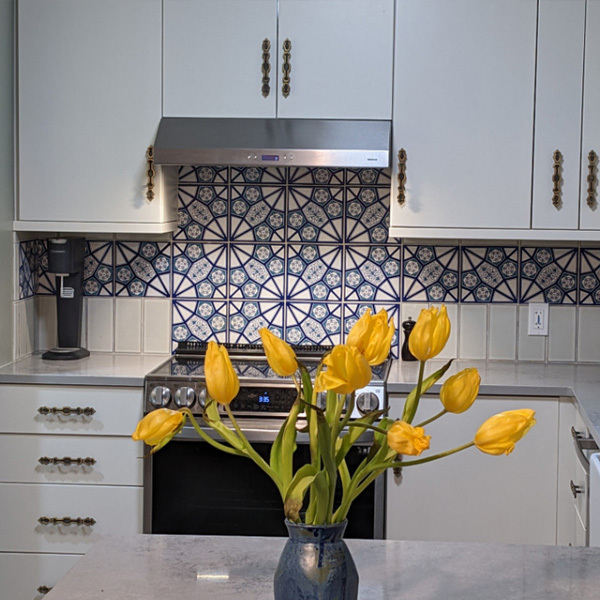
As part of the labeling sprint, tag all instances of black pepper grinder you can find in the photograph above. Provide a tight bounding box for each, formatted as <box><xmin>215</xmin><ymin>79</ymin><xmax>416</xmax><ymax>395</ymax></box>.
<box><xmin>401</xmin><ymin>317</ymin><xmax>417</xmax><ymax>361</ymax></box>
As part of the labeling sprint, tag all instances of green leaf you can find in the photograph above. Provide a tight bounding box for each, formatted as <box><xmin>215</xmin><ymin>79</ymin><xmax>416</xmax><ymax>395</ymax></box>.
<box><xmin>311</xmin><ymin>471</ymin><xmax>330</xmax><ymax>525</ymax></box>
<box><xmin>283</xmin><ymin>464</ymin><xmax>318</xmax><ymax>521</ymax></box>
<box><xmin>271</xmin><ymin>398</ymin><xmax>302</xmax><ymax>489</ymax></box>
<box><xmin>203</xmin><ymin>399</ymin><xmax>245</xmax><ymax>451</ymax></box>
<box><xmin>402</xmin><ymin>359</ymin><xmax>453</xmax><ymax>423</ymax></box>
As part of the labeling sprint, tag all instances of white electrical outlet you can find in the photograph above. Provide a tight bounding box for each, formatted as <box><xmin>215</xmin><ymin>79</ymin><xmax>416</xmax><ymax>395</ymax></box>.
<box><xmin>528</xmin><ymin>302</ymin><xmax>549</xmax><ymax>336</ymax></box>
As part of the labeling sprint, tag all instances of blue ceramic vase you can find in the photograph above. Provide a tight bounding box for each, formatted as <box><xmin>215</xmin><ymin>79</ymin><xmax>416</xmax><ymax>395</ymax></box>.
<box><xmin>273</xmin><ymin>520</ymin><xmax>359</xmax><ymax>600</ymax></box>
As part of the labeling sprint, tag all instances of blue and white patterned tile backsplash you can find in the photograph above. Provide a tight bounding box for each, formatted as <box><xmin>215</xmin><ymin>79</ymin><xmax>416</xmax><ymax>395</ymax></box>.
<box><xmin>20</xmin><ymin>166</ymin><xmax>600</xmax><ymax>357</ymax></box>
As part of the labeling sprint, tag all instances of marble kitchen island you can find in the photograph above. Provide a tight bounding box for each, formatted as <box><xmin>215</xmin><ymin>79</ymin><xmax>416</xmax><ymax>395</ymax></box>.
<box><xmin>46</xmin><ymin>534</ymin><xmax>600</xmax><ymax>600</ymax></box>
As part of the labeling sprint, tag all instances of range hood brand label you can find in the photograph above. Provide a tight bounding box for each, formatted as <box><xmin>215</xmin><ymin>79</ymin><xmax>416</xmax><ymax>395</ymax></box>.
<box><xmin>60</xmin><ymin>287</ymin><xmax>75</xmax><ymax>299</ymax></box>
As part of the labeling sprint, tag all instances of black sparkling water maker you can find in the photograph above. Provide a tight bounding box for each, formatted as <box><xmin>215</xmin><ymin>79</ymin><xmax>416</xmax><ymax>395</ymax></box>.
<box><xmin>42</xmin><ymin>238</ymin><xmax>90</xmax><ymax>360</ymax></box>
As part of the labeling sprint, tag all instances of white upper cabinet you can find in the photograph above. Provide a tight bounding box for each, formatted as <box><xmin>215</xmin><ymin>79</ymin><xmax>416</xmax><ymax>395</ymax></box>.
<box><xmin>532</xmin><ymin>0</ymin><xmax>585</xmax><ymax>230</ymax></box>
<box><xmin>276</xmin><ymin>0</ymin><xmax>394</xmax><ymax>119</ymax></box>
<box><xmin>163</xmin><ymin>0</ymin><xmax>278</xmax><ymax>118</ymax></box>
<box><xmin>16</xmin><ymin>0</ymin><xmax>177</xmax><ymax>233</ymax></box>
<box><xmin>163</xmin><ymin>0</ymin><xmax>394</xmax><ymax>120</ymax></box>
<box><xmin>390</xmin><ymin>0</ymin><xmax>538</xmax><ymax>236</ymax></box>
<box><xmin>581</xmin><ymin>0</ymin><xmax>600</xmax><ymax>229</ymax></box>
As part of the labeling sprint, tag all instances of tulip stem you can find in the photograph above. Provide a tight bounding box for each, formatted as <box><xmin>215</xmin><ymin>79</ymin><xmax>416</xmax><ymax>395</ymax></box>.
<box><xmin>363</xmin><ymin>442</ymin><xmax>475</xmax><ymax>473</ymax></box>
<box><xmin>224</xmin><ymin>404</ymin><xmax>284</xmax><ymax>494</ymax></box>
<box><xmin>347</xmin><ymin>421</ymin><xmax>388</xmax><ymax>435</ymax></box>
<box><xmin>182</xmin><ymin>409</ymin><xmax>246</xmax><ymax>457</ymax></box>
<box><xmin>402</xmin><ymin>360</ymin><xmax>425</xmax><ymax>424</ymax></box>
<box><xmin>416</xmin><ymin>409</ymin><xmax>447</xmax><ymax>428</ymax></box>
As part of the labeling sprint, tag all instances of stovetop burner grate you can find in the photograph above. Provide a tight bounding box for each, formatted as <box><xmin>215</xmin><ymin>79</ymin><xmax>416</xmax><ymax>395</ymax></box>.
<box><xmin>174</xmin><ymin>340</ymin><xmax>335</xmax><ymax>358</ymax></box>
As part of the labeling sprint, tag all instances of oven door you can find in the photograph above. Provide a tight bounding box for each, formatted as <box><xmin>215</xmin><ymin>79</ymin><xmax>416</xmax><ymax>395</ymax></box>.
<box><xmin>143</xmin><ymin>425</ymin><xmax>385</xmax><ymax>539</ymax></box>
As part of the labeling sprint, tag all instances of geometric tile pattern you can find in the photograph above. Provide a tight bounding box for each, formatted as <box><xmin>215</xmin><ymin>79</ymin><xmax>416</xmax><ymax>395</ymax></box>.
<box><xmin>83</xmin><ymin>241</ymin><xmax>113</xmax><ymax>296</ymax></box>
<box><xmin>19</xmin><ymin>240</ymin><xmax>39</xmax><ymax>299</ymax></box>
<box><xmin>520</xmin><ymin>247</ymin><xmax>578</xmax><ymax>304</ymax></box>
<box><xmin>580</xmin><ymin>248</ymin><xmax>600</xmax><ymax>305</ymax></box>
<box><xmin>19</xmin><ymin>167</ymin><xmax>600</xmax><ymax>358</ymax></box>
<box><xmin>461</xmin><ymin>246</ymin><xmax>518</xmax><ymax>303</ymax></box>
<box><xmin>402</xmin><ymin>245</ymin><xmax>460</xmax><ymax>303</ymax></box>
<box><xmin>115</xmin><ymin>241</ymin><xmax>171</xmax><ymax>297</ymax></box>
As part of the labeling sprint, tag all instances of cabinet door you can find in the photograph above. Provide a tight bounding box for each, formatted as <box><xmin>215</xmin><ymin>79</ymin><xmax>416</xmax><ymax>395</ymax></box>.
<box><xmin>390</xmin><ymin>0</ymin><xmax>537</xmax><ymax>231</ymax></box>
<box><xmin>532</xmin><ymin>0</ymin><xmax>585</xmax><ymax>230</ymax></box>
<box><xmin>17</xmin><ymin>0</ymin><xmax>172</xmax><ymax>231</ymax></box>
<box><xmin>581</xmin><ymin>0</ymin><xmax>600</xmax><ymax>229</ymax></box>
<box><xmin>386</xmin><ymin>395</ymin><xmax>559</xmax><ymax>545</ymax></box>
<box><xmin>0</xmin><ymin>553</ymin><xmax>81</xmax><ymax>600</ymax></box>
<box><xmin>277</xmin><ymin>0</ymin><xmax>394</xmax><ymax>119</ymax></box>
<box><xmin>163</xmin><ymin>0</ymin><xmax>277</xmax><ymax>118</ymax></box>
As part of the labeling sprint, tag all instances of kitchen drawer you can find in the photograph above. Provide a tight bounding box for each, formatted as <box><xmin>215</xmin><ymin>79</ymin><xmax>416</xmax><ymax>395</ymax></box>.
<box><xmin>0</xmin><ymin>434</ymin><xmax>143</xmax><ymax>486</ymax></box>
<box><xmin>0</xmin><ymin>552</ymin><xmax>81</xmax><ymax>600</ymax></box>
<box><xmin>0</xmin><ymin>483</ymin><xmax>142</xmax><ymax>553</ymax></box>
<box><xmin>0</xmin><ymin>385</ymin><xmax>142</xmax><ymax>436</ymax></box>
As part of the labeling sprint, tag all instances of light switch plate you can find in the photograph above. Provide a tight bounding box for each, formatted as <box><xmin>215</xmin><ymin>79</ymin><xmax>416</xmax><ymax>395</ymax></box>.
<box><xmin>528</xmin><ymin>302</ymin><xmax>549</xmax><ymax>336</ymax></box>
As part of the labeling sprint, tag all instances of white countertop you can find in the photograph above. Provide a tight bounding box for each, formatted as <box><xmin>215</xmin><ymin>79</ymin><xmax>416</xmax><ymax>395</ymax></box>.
<box><xmin>45</xmin><ymin>533</ymin><xmax>600</xmax><ymax>600</ymax></box>
<box><xmin>0</xmin><ymin>352</ymin><xmax>169</xmax><ymax>386</ymax></box>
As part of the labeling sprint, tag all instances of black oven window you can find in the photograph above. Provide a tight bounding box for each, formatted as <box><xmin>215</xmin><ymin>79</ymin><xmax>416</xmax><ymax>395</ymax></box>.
<box><xmin>151</xmin><ymin>440</ymin><xmax>378</xmax><ymax>539</ymax></box>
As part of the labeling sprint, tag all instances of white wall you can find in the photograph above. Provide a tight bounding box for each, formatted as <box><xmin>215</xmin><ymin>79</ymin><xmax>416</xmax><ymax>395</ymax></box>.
<box><xmin>0</xmin><ymin>0</ymin><xmax>14</xmax><ymax>366</ymax></box>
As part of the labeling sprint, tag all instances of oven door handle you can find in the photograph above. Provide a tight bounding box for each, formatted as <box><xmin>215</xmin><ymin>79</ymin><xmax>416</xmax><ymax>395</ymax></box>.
<box><xmin>572</xmin><ymin>426</ymin><xmax>599</xmax><ymax>469</ymax></box>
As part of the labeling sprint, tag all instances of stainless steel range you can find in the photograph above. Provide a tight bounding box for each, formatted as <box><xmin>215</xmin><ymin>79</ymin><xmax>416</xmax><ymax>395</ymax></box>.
<box><xmin>142</xmin><ymin>342</ymin><xmax>390</xmax><ymax>539</ymax></box>
<box><xmin>144</xmin><ymin>341</ymin><xmax>389</xmax><ymax>421</ymax></box>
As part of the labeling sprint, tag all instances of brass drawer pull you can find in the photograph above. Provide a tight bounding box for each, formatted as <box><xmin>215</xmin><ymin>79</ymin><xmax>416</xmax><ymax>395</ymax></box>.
<box><xmin>39</xmin><ymin>456</ymin><xmax>96</xmax><ymax>467</ymax></box>
<box><xmin>261</xmin><ymin>38</ymin><xmax>271</xmax><ymax>98</ymax></box>
<box><xmin>587</xmin><ymin>149</ymin><xmax>598</xmax><ymax>208</ymax></box>
<box><xmin>38</xmin><ymin>516</ymin><xmax>96</xmax><ymax>527</ymax></box>
<box><xmin>38</xmin><ymin>406</ymin><xmax>96</xmax><ymax>417</ymax></box>
<box><xmin>37</xmin><ymin>586</ymin><xmax>53</xmax><ymax>595</ymax></box>
<box><xmin>397</xmin><ymin>148</ymin><xmax>407</xmax><ymax>205</ymax></box>
<box><xmin>552</xmin><ymin>149</ymin><xmax>562</xmax><ymax>207</ymax></box>
<box><xmin>146</xmin><ymin>145</ymin><xmax>155</xmax><ymax>201</ymax></box>
<box><xmin>282</xmin><ymin>38</ymin><xmax>292</xmax><ymax>98</ymax></box>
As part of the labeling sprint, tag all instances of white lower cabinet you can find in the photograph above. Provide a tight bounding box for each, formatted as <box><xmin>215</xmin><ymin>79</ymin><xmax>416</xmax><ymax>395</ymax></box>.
<box><xmin>0</xmin><ymin>553</ymin><xmax>81</xmax><ymax>600</ymax></box>
<box><xmin>386</xmin><ymin>394</ymin><xmax>559</xmax><ymax>545</ymax></box>
<box><xmin>0</xmin><ymin>384</ymin><xmax>144</xmax><ymax>599</ymax></box>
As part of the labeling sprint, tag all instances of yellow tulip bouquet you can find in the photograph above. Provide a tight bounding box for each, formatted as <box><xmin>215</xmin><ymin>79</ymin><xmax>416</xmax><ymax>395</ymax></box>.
<box><xmin>133</xmin><ymin>305</ymin><xmax>536</xmax><ymax>526</ymax></box>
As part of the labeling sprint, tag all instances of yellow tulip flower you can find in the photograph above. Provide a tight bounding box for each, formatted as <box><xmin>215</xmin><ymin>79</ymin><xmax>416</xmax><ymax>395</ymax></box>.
<box><xmin>132</xmin><ymin>408</ymin><xmax>184</xmax><ymax>453</ymax></box>
<box><xmin>439</xmin><ymin>368</ymin><xmax>481</xmax><ymax>414</ymax></box>
<box><xmin>474</xmin><ymin>409</ymin><xmax>536</xmax><ymax>456</ymax></box>
<box><xmin>345</xmin><ymin>309</ymin><xmax>374</xmax><ymax>354</ymax></box>
<box><xmin>408</xmin><ymin>304</ymin><xmax>451</xmax><ymax>361</ymax></box>
<box><xmin>259</xmin><ymin>327</ymin><xmax>298</xmax><ymax>377</ymax></box>
<box><xmin>205</xmin><ymin>341</ymin><xmax>240</xmax><ymax>405</ymax></box>
<box><xmin>362</xmin><ymin>309</ymin><xmax>395</xmax><ymax>366</ymax></box>
<box><xmin>387</xmin><ymin>420</ymin><xmax>431</xmax><ymax>456</ymax></box>
<box><xmin>314</xmin><ymin>345</ymin><xmax>371</xmax><ymax>395</ymax></box>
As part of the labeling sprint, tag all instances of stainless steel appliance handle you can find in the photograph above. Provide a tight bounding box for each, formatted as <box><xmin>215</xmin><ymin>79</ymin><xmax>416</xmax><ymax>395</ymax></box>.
<box><xmin>571</xmin><ymin>426</ymin><xmax>599</xmax><ymax>469</ymax></box>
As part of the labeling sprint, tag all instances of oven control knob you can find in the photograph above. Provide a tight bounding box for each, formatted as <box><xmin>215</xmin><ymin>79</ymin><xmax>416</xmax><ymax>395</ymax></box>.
<box><xmin>356</xmin><ymin>392</ymin><xmax>379</xmax><ymax>415</ymax></box>
<box><xmin>174</xmin><ymin>386</ymin><xmax>196</xmax><ymax>408</ymax></box>
<box><xmin>149</xmin><ymin>386</ymin><xmax>171</xmax><ymax>408</ymax></box>
<box><xmin>196</xmin><ymin>387</ymin><xmax>207</xmax><ymax>409</ymax></box>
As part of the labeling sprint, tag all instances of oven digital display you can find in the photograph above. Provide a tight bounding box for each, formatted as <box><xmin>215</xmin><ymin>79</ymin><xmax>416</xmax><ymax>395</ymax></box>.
<box><xmin>230</xmin><ymin>387</ymin><xmax>296</xmax><ymax>413</ymax></box>
<box><xmin>261</xmin><ymin>154</ymin><xmax>279</xmax><ymax>161</ymax></box>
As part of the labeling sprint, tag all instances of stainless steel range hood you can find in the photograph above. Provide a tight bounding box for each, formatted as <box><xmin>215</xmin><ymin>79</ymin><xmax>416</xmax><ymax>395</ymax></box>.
<box><xmin>153</xmin><ymin>118</ymin><xmax>391</xmax><ymax>168</ymax></box>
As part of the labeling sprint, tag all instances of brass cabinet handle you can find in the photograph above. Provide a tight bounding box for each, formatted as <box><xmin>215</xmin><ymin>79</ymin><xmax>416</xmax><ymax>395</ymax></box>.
<box><xmin>39</xmin><ymin>456</ymin><xmax>96</xmax><ymax>466</ymax></box>
<box><xmin>552</xmin><ymin>149</ymin><xmax>563</xmax><ymax>207</ymax></box>
<box><xmin>282</xmin><ymin>38</ymin><xmax>292</xmax><ymax>98</ymax></box>
<box><xmin>38</xmin><ymin>516</ymin><xmax>96</xmax><ymax>526</ymax></box>
<box><xmin>146</xmin><ymin>145</ymin><xmax>155</xmax><ymax>201</ymax></box>
<box><xmin>397</xmin><ymin>148</ymin><xmax>407</xmax><ymax>205</ymax></box>
<box><xmin>37</xmin><ymin>586</ymin><xmax>53</xmax><ymax>595</ymax></box>
<box><xmin>38</xmin><ymin>406</ymin><xmax>96</xmax><ymax>417</ymax></box>
<box><xmin>587</xmin><ymin>149</ymin><xmax>598</xmax><ymax>208</ymax></box>
<box><xmin>261</xmin><ymin>38</ymin><xmax>271</xmax><ymax>98</ymax></box>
